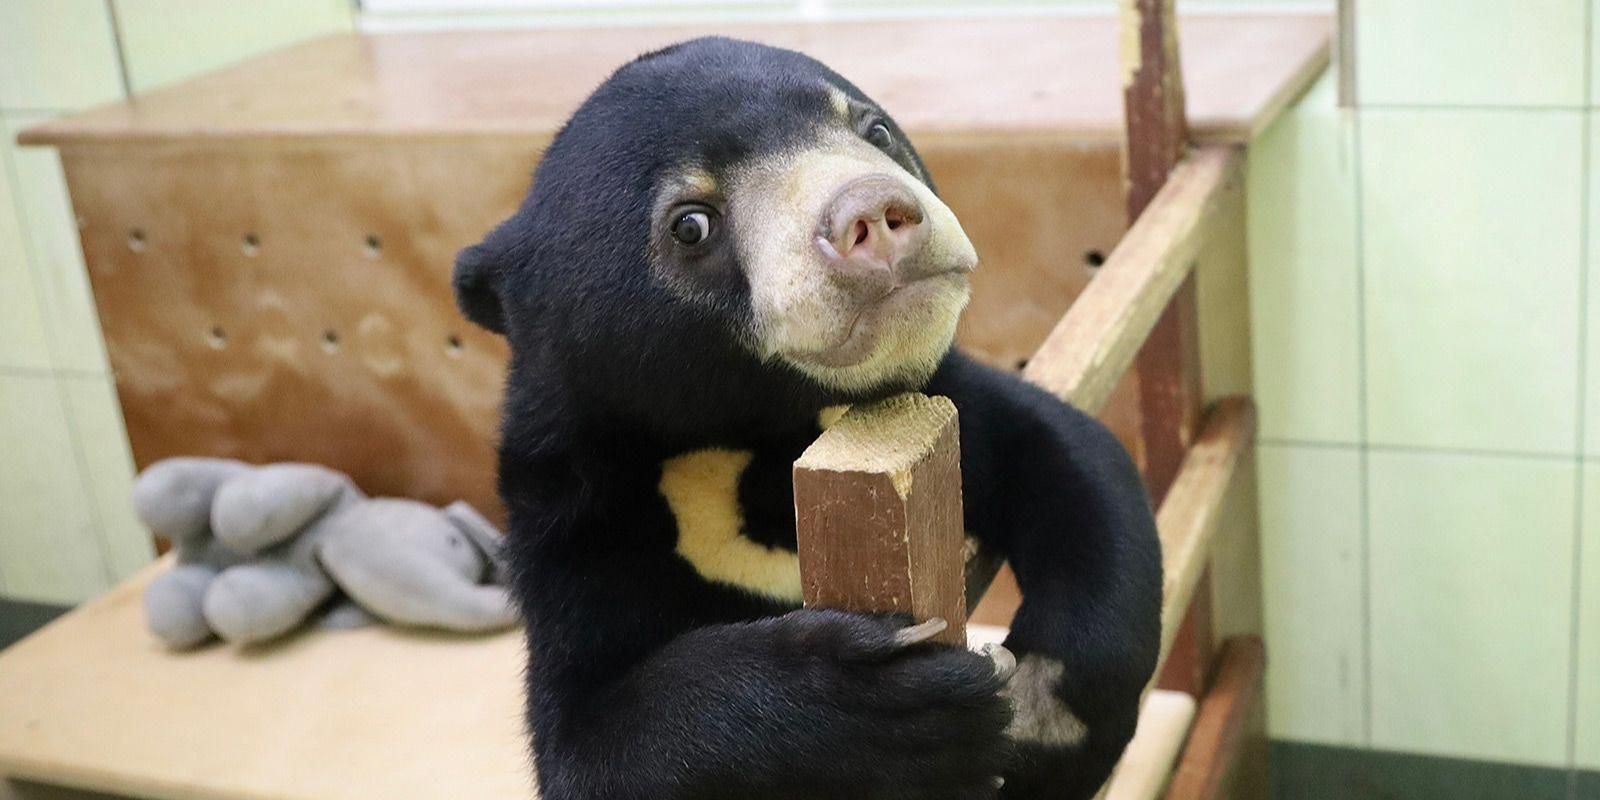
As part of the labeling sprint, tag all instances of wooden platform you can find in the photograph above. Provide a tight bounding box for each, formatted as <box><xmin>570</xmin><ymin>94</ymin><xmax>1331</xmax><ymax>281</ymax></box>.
<box><xmin>0</xmin><ymin>562</ymin><xmax>530</xmax><ymax>800</ymax></box>
<box><xmin>0</xmin><ymin>570</ymin><xmax>1194</xmax><ymax>800</ymax></box>
<box><xmin>20</xmin><ymin>14</ymin><xmax>1329</xmax><ymax>148</ymax></box>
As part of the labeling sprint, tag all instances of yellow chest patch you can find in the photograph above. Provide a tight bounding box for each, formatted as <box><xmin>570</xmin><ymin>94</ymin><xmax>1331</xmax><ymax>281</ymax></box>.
<box><xmin>657</xmin><ymin>448</ymin><xmax>802</xmax><ymax>604</ymax></box>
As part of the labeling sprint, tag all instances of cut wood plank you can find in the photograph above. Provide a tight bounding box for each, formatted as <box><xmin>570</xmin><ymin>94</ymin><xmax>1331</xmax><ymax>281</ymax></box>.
<box><xmin>1164</xmin><ymin>636</ymin><xmax>1267</xmax><ymax>800</ymax></box>
<box><xmin>1153</xmin><ymin>397</ymin><xmax>1256</xmax><ymax>675</ymax></box>
<box><xmin>1022</xmin><ymin>146</ymin><xmax>1243</xmax><ymax>415</ymax></box>
<box><xmin>794</xmin><ymin>394</ymin><xmax>967</xmax><ymax>646</ymax></box>
<box><xmin>17</xmin><ymin>17</ymin><xmax>1330</xmax><ymax>148</ymax></box>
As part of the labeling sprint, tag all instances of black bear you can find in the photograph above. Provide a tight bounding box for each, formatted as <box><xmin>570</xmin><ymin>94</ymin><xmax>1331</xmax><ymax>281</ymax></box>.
<box><xmin>455</xmin><ymin>36</ymin><xmax>1162</xmax><ymax>800</ymax></box>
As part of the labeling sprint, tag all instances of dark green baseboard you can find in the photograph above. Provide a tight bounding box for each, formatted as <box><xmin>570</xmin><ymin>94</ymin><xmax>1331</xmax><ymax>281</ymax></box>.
<box><xmin>0</xmin><ymin>598</ymin><xmax>68</xmax><ymax>652</ymax></box>
<box><xmin>1272</xmin><ymin>741</ymin><xmax>1599</xmax><ymax>800</ymax></box>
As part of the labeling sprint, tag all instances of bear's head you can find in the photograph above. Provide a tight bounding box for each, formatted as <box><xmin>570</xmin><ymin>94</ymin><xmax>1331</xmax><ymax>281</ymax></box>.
<box><xmin>456</xmin><ymin>37</ymin><xmax>976</xmax><ymax>445</ymax></box>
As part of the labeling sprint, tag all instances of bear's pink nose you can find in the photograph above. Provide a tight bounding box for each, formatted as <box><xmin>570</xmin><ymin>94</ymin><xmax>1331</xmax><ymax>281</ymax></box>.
<box><xmin>817</xmin><ymin>175</ymin><xmax>929</xmax><ymax>289</ymax></box>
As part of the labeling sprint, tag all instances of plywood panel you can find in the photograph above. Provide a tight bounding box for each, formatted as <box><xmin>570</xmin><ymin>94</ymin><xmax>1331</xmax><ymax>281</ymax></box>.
<box><xmin>60</xmin><ymin>141</ymin><xmax>531</xmax><ymax>519</ymax></box>
<box><xmin>60</xmin><ymin>138</ymin><xmax>1138</xmax><ymax>520</ymax></box>
<box><xmin>21</xmin><ymin>16</ymin><xmax>1330</xmax><ymax>148</ymax></box>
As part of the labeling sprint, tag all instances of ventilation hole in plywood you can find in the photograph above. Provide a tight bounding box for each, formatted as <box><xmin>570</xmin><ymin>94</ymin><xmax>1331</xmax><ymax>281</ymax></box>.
<box><xmin>206</xmin><ymin>326</ymin><xmax>228</xmax><ymax>350</ymax></box>
<box><xmin>1084</xmin><ymin>249</ymin><xmax>1106</xmax><ymax>268</ymax></box>
<box><xmin>128</xmin><ymin>229</ymin><xmax>147</xmax><ymax>252</ymax></box>
<box><xmin>241</xmin><ymin>233</ymin><xmax>261</xmax><ymax>257</ymax></box>
<box><xmin>321</xmin><ymin>329</ymin><xmax>341</xmax><ymax>353</ymax></box>
<box><xmin>445</xmin><ymin>334</ymin><xmax>464</xmax><ymax>357</ymax></box>
<box><xmin>363</xmin><ymin>234</ymin><xmax>382</xmax><ymax>259</ymax></box>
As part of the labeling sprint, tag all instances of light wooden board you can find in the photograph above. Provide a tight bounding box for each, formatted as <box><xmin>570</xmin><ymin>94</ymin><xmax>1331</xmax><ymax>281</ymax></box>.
<box><xmin>19</xmin><ymin>15</ymin><xmax>1329</xmax><ymax>148</ymax></box>
<box><xmin>0</xmin><ymin>560</ymin><xmax>531</xmax><ymax>800</ymax></box>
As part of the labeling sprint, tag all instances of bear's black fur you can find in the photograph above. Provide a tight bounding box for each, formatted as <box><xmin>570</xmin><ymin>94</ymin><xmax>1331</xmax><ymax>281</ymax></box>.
<box><xmin>456</xmin><ymin>37</ymin><xmax>1162</xmax><ymax>800</ymax></box>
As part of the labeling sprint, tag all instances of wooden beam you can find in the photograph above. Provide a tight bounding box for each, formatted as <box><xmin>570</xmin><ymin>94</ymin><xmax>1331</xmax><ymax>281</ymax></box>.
<box><xmin>1121</xmin><ymin>0</ymin><xmax>1199</xmax><ymax>501</ymax></box>
<box><xmin>1120</xmin><ymin>0</ymin><xmax>1193</xmax><ymax>476</ymax></box>
<box><xmin>1118</xmin><ymin>0</ymin><xmax>1213</xmax><ymax>699</ymax></box>
<box><xmin>1164</xmin><ymin>636</ymin><xmax>1268</xmax><ymax>800</ymax></box>
<box><xmin>1153</xmin><ymin>397</ymin><xmax>1255</xmax><ymax>675</ymax></box>
<box><xmin>794</xmin><ymin>394</ymin><xmax>967</xmax><ymax>646</ymax></box>
<box><xmin>1121</xmin><ymin>0</ymin><xmax>1189</xmax><ymax>220</ymax></box>
<box><xmin>1156</xmin><ymin>571</ymin><xmax>1215</xmax><ymax>697</ymax></box>
<box><xmin>1022</xmin><ymin>146</ymin><xmax>1242</xmax><ymax>415</ymax></box>
<box><xmin>1101</xmin><ymin>690</ymin><xmax>1197</xmax><ymax>800</ymax></box>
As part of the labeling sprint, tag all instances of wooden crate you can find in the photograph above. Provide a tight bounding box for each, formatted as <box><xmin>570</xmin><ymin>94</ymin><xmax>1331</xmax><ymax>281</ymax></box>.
<box><xmin>20</xmin><ymin>15</ymin><xmax>1328</xmax><ymax>521</ymax></box>
<box><xmin>1</xmin><ymin>13</ymin><xmax>1327</xmax><ymax>800</ymax></box>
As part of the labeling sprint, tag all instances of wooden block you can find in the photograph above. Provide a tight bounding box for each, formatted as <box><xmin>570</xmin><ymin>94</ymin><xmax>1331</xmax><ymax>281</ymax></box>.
<box><xmin>794</xmin><ymin>394</ymin><xmax>966</xmax><ymax>646</ymax></box>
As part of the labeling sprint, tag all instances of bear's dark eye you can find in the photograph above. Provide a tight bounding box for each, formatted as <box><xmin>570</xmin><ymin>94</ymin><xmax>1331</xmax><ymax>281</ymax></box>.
<box><xmin>867</xmin><ymin>121</ymin><xmax>895</xmax><ymax>151</ymax></box>
<box><xmin>671</xmin><ymin>208</ymin><xmax>714</xmax><ymax>246</ymax></box>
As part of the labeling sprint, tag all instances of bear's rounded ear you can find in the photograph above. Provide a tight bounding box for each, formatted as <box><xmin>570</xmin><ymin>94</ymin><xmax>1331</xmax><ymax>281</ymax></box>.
<box><xmin>453</xmin><ymin>243</ymin><xmax>507</xmax><ymax>334</ymax></box>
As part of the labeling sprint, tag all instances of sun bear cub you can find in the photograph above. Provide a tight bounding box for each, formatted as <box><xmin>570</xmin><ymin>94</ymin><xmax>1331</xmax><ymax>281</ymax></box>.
<box><xmin>455</xmin><ymin>36</ymin><xmax>1162</xmax><ymax>800</ymax></box>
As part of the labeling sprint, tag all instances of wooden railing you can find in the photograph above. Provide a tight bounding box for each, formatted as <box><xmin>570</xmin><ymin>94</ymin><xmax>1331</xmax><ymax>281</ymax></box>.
<box><xmin>789</xmin><ymin>0</ymin><xmax>1266</xmax><ymax>796</ymax></box>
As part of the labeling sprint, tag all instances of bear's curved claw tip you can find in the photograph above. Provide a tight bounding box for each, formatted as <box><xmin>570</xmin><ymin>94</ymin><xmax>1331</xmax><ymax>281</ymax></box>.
<box><xmin>892</xmin><ymin>617</ymin><xmax>948</xmax><ymax>647</ymax></box>
<box><xmin>982</xmin><ymin>643</ymin><xmax>1017</xmax><ymax>682</ymax></box>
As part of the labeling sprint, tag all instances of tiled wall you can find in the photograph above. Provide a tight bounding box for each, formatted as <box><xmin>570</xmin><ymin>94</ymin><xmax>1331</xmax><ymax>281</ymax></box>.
<box><xmin>1249</xmin><ymin>1</ymin><xmax>1599</xmax><ymax>779</ymax></box>
<box><xmin>0</xmin><ymin>0</ymin><xmax>355</xmax><ymax>605</ymax></box>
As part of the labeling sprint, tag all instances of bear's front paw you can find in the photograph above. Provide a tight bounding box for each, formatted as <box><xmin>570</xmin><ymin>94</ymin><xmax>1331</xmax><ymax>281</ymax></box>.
<box><xmin>764</xmin><ymin>609</ymin><xmax>1017</xmax><ymax>799</ymax></box>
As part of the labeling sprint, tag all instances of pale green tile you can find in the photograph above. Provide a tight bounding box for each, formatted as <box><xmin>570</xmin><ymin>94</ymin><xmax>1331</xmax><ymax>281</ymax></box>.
<box><xmin>1247</xmin><ymin>72</ymin><xmax>1361</xmax><ymax>444</ymax></box>
<box><xmin>0</xmin><ymin>130</ymin><xmax>52</xmax><ymax>372</ymax></box>
<box><xmin>1361</xmin><ymin>110</ymin><xmax>1582</xmax><ymax>455</ymax></box>
<box><xmin>3</xmin><ymin>113</ymin><xmax>110</xmax><ymax>375</ymax></box>
<box><xmin>1258</xmin><ymin>443</ymin><xmax>1367</xmax><ymax>745</ymax></box>
<box><xmin>0</xmin><ymin>374</ymin><xmax>112</xmax><ymax>604</ymax></box>
<box><xmin>1368</xmin><ymin>450</ymin><xmax>1575</xmax><ymax>766</ymax></box>
<box><xmin>1357</xmin><ymin>0</ymin><xmax>1585</xmax><ymax>107</ymax></box>
<box><xmin>61</xmin><ymin>375</ymin><xmax>152</xmax><ymax>582</ymax></box>
<box><xmin>0</xmin><ymin>0</ymin><xmax>124</xmax><ymax>110</ymax></box>
<box><xmin>114</xmin><ymin>0</ymin><xmax>354</xmax><ymax>94</ymax></box>
<box><xmin>1579</xmin><ymin>465</ymin><xmax>1600</xmax><ymax>770</ymax></box>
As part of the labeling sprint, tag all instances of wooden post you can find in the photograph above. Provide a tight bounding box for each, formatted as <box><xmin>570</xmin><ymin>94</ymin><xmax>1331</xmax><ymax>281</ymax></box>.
<box><xmin>1122</xmin><ymin>0</ymin><xmax>1189</xmax><ymax>223</ymax></box>
<box><xmin>1164</xmin><ymin>637</ymin><xmax>1267</xmax><ymax>800</ymax></box>
<box><xmin>1120</xmin><ymin>0</ymin><xmax>1212</xmax><ymax>699</ymax></box>
<box><xmin>794</xmin><ymin>394</ymin><xmax>967</xmax><ymax>646</ymax></box>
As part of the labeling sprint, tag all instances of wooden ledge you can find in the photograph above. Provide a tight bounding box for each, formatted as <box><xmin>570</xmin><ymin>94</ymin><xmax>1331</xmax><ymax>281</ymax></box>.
<box><xmin>1102</xmin><ymin>689</ymin><xmax>1198</xmax><ymax>800</ymax></box>
<box><xmin>18</xmin><ymin>15</ymin><xmax>1328</xmax><ymax>149</ymax></box>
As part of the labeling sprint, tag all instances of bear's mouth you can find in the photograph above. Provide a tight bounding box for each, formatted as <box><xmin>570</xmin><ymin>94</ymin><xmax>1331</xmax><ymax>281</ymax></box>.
<box><xmin>783</xmin><ymin>269</ymin><xmax>971</xmax><ymax>370</ymax></box>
